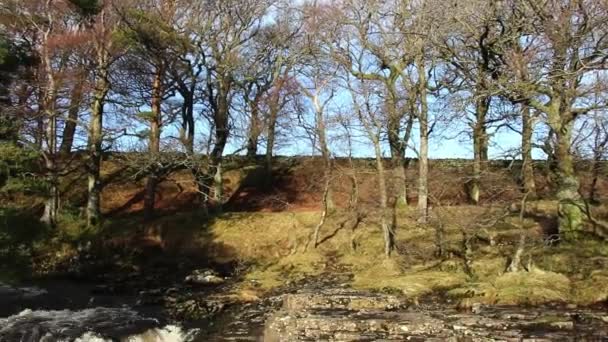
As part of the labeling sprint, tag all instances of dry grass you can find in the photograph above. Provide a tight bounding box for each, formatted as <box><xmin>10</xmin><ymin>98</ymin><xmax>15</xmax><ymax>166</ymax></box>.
<box><xmin>197</xmin><ymin>205</ymin><xmax>608</xmax><ymax>306</ymax></box>
<box><xmin>449</xmin><ymin>268</ymin><xmax>571</xmax><ymax>306</ymax></box>
<box><xmin>350</xmin><ymin>258</ymin><xmax>467</xmax><ymax>298</ymax></box>
<box><xmin>573</xmin><ymin>270</ymin><xmax>608</xmax><ymax>305</ymax></box>
<box><xmin>9</xmin><ymin>196</ymin><xmax>607</xmax><ymax>307</ymax></box>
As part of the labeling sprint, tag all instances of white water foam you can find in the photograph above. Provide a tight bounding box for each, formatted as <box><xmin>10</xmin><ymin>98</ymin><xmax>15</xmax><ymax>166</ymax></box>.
<box><xmin>124</xmin><ymin>325</ymin><xmax>199</xmax><ymax>342</ymax></box>
<box><xmin>1</xmin><ymin>308</ymin><xmax>198</xmax><ymax>342</ymax></box>
<box><xmin>71</xmin><ymin>326</ymin><xmax>199</xmax><ymax>342</ymax></box>
<box><xmin>73</xmin><ymin>332</ymin><xmax>110</xmax><ymax>342</ymax></box>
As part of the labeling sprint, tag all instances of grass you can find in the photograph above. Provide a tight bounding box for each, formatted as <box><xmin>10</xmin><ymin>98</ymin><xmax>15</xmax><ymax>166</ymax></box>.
<box><xmin>573</xmin><ymin>270</ymin><xmax>608</xmax><ymax>305</ymax></box>
<box><xmin>243</xmin><ymin>252</ymin><xmax>327</xmax><ymax>290</ymax></box>
<box><xmin>173</xmin><ymin>206</ymin><xmax>608</xmax><ymax>306</ymax></box>
<box><xmin>205</xmin><ymin>205</ymin><xmax>608</xmax><ymax>307</ymax></box>
<box><xmin>1</xmin><ymin>197</ymin><xmax>607</xmax><ymax>308</ymax></box>
<box><xmin>351</xmin><ymin>261</ymin><xmax>467</xmax><ymax>298</ymax></box>
<box><xmin>449</xmin><ymin>268</ymin><xmax>571</xmax><ymax>306</ymax></box>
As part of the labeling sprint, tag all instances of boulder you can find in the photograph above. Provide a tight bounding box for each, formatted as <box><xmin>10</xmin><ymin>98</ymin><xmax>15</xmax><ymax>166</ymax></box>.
<box><xmin>184</xmin><ymin>269</ymin><xmax>225</xmax><ymax>285</ymax></box>
<box><xmin>283</xmin><ymin>288</ymin><xmax>407</xmax><ymax>311</ymax></box>
<box><xmin>264</xmin><ymin>310</ymin><xmax>446</xmax><ymax>341</ymax></box>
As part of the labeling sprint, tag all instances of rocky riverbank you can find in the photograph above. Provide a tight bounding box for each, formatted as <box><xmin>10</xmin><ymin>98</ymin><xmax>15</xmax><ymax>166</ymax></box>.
<box><xmin>2</xmin><ymin>241</ymin><xmax>608</xmax><ymax>342</ymax></box>
<box><xmin>2</xmin><ymin>271</ymin><xmax>608</xmax><ymax>341</ymax></box>
<box><xmin>264</xmin><ymin>289</ymin><xmax>608</xmax><ymax>341</ymax></box>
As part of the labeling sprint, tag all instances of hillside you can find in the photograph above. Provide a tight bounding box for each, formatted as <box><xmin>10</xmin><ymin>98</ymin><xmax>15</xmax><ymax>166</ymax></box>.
<box><xmin>50</xmin><ymin>155</ymin><xmax>605</xmax><ymax>216</ymax></box>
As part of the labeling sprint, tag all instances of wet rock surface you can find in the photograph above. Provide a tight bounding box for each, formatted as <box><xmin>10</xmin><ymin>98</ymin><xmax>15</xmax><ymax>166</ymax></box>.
<box><xmin>262</xmin><ymin>289</ymin><xmax>608</xmax><ymax>341</ymax></box>
<box><xmin>265</xmin><ymin>309</ymin><xmax>446</xmax><ymax>341</ymax></box>
<box><xmin>283</xmin><ymin>288</ymin><xmax>408</xmax><ymax>311</ymax></box>
<box><xmin>185</xmin><ymin>269</ymin><xmax>227</xmax><ymax>286</ymax></box>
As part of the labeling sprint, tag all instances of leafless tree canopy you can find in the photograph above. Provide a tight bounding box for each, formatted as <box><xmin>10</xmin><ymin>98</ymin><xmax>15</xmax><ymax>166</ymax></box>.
<box><xmin>2</xmin><ymin>0</ymin><xmax>608</xmax><ymax>251</ymax></box>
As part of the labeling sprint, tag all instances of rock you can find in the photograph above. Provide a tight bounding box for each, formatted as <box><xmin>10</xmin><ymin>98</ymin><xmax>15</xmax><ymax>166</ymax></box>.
<box><xmin>283</xmin><ymin>288</ymin><xmax>408</xmax><ymax>311</ymax></box>
<box><xmin>165</xmin><ymin>287</ymin><xmax>179</xmax><ymax>295</ymax></box>
<box><xmin>265</xmin><ymin>289</ymin><xmax>441</xmax><ymax>341</ymax></box>
<box><xmin>136</xmin><ymin>289</ymin><xmax>165</xmax><ymax>306</ymax></box>
<box><xmin>185</xmin><ymin>269</ymin><xmax>226</xmax><ymax>285</ymax></box>
<box><xmin>168</xmin><ymin>295</ymin><xmax>229</xmax><ymax>320</ymax></box>
<box><xmin>549</xmin><ymin>321</ymin><xmax>574</xmax><ymax>330</ymax></box>
<box><xmin>138</xmin><ymin>289</ymin><xmax>163</xmax><ymax>297</ymax></box>
<box><xmin>264</xmin><ymin>310</ymin><xmax>446</xmax><ymax>341</ymax></box>
<box><xmin>0</xmin><ymin>284</ymin><xmax>47</xmax><ymax>299</ymax></box>
<box><xmin>471</xmin><ymin>302</ymin><xmax>483</xmax><ymax>314</ymax></box>
<box><xmin>449</xmin><ymin>314</ymin><xmax>510</xmax><ymax>330</ymax></box>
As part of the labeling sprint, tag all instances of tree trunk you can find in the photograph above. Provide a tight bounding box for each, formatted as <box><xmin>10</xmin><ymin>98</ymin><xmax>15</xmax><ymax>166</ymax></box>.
<box><xmin>470</xmin><ymin>130</ymin><xmax>482</xmax><ymax>205</ymax></box>
<box><xmin>521</xmin><ymin>105</ymin><xmax>537</xmax><ymax>198</ymax></box>
<box><xmin>589</xmin><ymin>153</ymin><xmax>602</xmax><ymax>204</ymax></box>
<box><xmin>313</xmin><ymin>167</ymin><xmax>331</xmax><ymax>248</ymax></box>
<box><xmin>178</xmin><ymin>84</ymin><xmax>209</xmax><ymax>209</ymax></box>
<box><xmin>553</xmin><ymin>114</ymin><xmax>583</xmax><ymax>241</ymax></box>
<box><xmin>41</xmin><ymin>178</ymin><xmax>59</xmax><ymax>226</ymax></box>
<box><xmin>41</xmin><ymin>33</ymin><xmax>59</xmax><ymax>227</ymax></box>
<box><xmin>60</xmin><ymin>74</ymin><xmax>84</xmax><ymax>155</ymax></box>
<box><xmin>209</xmin><ymin>80</ymin><xmax>231</xmax><ymax>208</ymax></box>
<box><xmin>373</xmin><ymin>138</ymin><xmax>394</xmax><ymax>257</ymax></box>
<box><xmin>265</xmin><ymin>108</ymin><xmax>277</xmax><ymax>177</ymax></box>
<box><xmin>588</xmin><ymin>124</ymin><xmax>608</xmax><ymax>204</ymax></box>
<box><xmin>417</xmin><ymin>61</ymin><xmax>429</xmax><ymax>223</ymax></box>
<box><xmin>314</xmin><ymin>95</ymin><xmax>333</xmax><ymax>209</ymax></box>
<box><xmin>388</xmin><ymin>116</ymin><xmax>407</xmax><ymax>206</ymax></box>
<box><xmin>402</xmin><ymin>116</ymin><xmax>414</xmax><ymax>207</ymax></box>
<box><xmin>41</xmin><ymin>115</ymin><xmax>59</xmax><ymax>227</ymax></box>
<box><xmin>180</xmin><ymin>92</ymin><xmax>195</xmax><ymax>154</ymax></box>
<box><xmin>246</xmin><ymin>94</ymin><xmax>262</xmax><ymax>159</ymax></box>
<box><xmin>265</xmin><ymin>88</ymin><xmax>280</xmax><ymax>185</ymax></box>
<box><xmin>469</xmin><ymin>96</ymin><xmax>490</xmax><ymax>205</ymax></box>
<box><xmin>34</xmin><ymin>77</ymin><xmax>45</xmax><ymax>150</ymax></box>
<box><xmin>86</xmin><ymin>57</ymin><xmax>109</xmax><ymax>227</ymax></box>
<box><xmin>143</xmin><ymin>65</ymin><xmax>163</xmax><ymax>221</ymax></box>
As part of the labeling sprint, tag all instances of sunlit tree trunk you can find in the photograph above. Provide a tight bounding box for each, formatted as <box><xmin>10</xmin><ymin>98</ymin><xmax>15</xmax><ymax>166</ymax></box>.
<box><xmin>35</xmin><ymin>85</ymin><xmax>45</xmax><ymax>151</ymax></box>
<box><xmin>373</xmin><ymin>137</ymin><xmax>394</xmax><ymax>257</ymax></box>
<box><xmin>209</xmin><ymin>78</ymin><xmax>231</xmax><ymax>208</ymax></box>
<box><xmin>86</xmin><ymin>26</ymin><xmax>111</xmax><ymax>227</ymax></box>
<box><xmin>521</xmin><ymin>105</ymin><xmax>537</xmax><ymax>198</ymax></box>
<box><xmin>549</xmin><ymin>109</ymin><xmax>583</xmax><ymax>241</ymax></box>
<box><xmin>470</xmin><ymin>94</ymin><xmax>490</xmax><ymax>205</ymax></box>
<box><xmin>40</xmin><ymin>22</ymin><xmax>59</xmax><ymax>227</ymax></box>
<box><xmin>385</xmin><ymin>82</ymin><xmax>408</xmax><ymax>205</ymax></box>
<box><xmin>313</xmin><ymin>92</ymin><xmax>333</xmax><ymax>209</ymax></box>
<box><xmin>417</xmin><ymin>60</ymin><xmax>429</xmax><ymax>223</ymax></box>
<box><xmin>246</xmin><ymin>93</ymin><xmax>262</xmax><ymax>159</ymax></box>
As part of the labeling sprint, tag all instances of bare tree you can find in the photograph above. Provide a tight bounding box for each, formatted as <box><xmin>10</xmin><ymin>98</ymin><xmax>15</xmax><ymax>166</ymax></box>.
<box><xmin>9</xmin><ymin>0</ymin><xmax>80</xmax><ymax>226</ymax></box>
<box><xmin>83</xmin><ymin>0</ymin><xmax>122</xmax><ymax>227</ymax></box>
<box><xmin>117</xmin><ymin>0</ymin><xmax>185</xmax><ymax>220</ymax></box>
<box><xmin>432</xmin><ymin>0</ymin><xmax>509</xmax><ymax>204</ymax></box>
<box><xmin>346</xmin><ymin>75</ymin><xmax>395</xmax><ymax>257</ymax></box>
<box><xmin>335</xmin><ymin>0</ymin><xmax>414</xmax><ymax>206</ymax></box>
<box><xmin>193</xmin><ymin>0</ymin><xmax>272</xmax><ymax>208</ymax></box>
<box><xmin>497</xmin><ymin>0</ymin><xmax>608</xmax><ymax>239</ymax></box>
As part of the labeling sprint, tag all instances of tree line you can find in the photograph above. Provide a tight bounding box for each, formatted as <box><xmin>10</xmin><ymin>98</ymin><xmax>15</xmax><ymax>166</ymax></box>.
<box><xmin>1</xmin><ymin>0</ymin><xmax>607</xmax><ymax>256</ymax></box>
